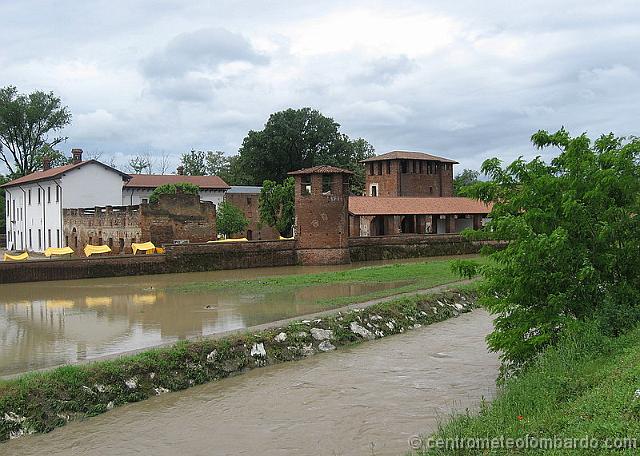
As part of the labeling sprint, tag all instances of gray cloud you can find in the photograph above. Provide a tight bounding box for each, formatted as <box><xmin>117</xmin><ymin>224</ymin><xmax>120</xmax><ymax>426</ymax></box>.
<box><xmin>142</xmin><ymin>27</ymin><xmax>269</xmax><ymax>78</ymax></box>
<box><xmin>0</xmin><ymin>0</ymin><xmax>639</xmax><ymax>175</ymax></box>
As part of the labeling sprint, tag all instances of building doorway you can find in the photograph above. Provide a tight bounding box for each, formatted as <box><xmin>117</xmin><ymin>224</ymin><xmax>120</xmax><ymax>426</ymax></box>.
<box><xmin>369</xmin><ymin>216</ymin><xmax>385</xmax><ymax>236</ymax></box>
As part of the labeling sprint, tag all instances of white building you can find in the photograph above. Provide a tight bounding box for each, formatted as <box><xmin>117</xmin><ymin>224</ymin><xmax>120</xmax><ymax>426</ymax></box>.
<box><xmin>2</xmin><ymin>149</ymin><xmax>129</xmax><ymax>252</ymax></box>
<box><xmin>122</xmin><ymin>169</ymin><xmax>229</xmax><ymax>207</ymax></box>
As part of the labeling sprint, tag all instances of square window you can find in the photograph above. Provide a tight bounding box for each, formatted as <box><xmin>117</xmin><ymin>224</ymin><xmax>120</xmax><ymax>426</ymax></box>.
<box><xmin>301</xmin><ymin>176</ymin><xmax>312</xmax><ymax>195</ymax></box>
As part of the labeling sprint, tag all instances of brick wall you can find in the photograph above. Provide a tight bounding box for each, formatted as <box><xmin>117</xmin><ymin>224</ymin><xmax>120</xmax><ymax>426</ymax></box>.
<box><xmin>364</xmin><ymin>159</ymin><xmax>455</xmax><ymax>197</ymax></box>
<box><xmin>64</xmin><ymin>206</ymin><xmax>142</xmax><ymax>254</ymax></box>
<box><xmin>224</xmin><ymin>192</ymin><xmax>279</xmax><ymax>240</ymax></box>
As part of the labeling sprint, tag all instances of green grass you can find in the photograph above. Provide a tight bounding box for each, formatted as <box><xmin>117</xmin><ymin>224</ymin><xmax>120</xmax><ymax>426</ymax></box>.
<box><xmin>415</xmin><ymin>321</ymin><xmax>640</xmax><ymax>455</ymax></box>
<box><xmin>170</xmin><ymin>257</ymin><xmax>487</xmax><ymax>307</ymax></box>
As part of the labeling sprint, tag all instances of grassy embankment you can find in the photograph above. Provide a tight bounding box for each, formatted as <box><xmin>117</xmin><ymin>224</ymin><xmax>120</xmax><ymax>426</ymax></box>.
<box><xmin>171</xmin><ymin>257</ymin><xmax>487</xmax><ymax>307</ymax></box>
<box><xmin>0</xmin><ymin>286</ymin><xmax>478</xmax><ymax>442</ymax></box>
<box><xmin>415</xmin><ymin>322</ymin><xmax>640</xmax><ymax>455</ymax></box>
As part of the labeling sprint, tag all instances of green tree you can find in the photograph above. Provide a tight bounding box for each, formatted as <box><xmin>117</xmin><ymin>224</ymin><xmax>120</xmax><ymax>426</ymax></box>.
<box><xmin>128</xmin><ymin>155</ymin><xmax>152</xmax><ymax>174</ymax></box>
<box><xmin>180</xmin><ymin>150</ymin><xmax>251</xmax><ymax>185</ymax></box>
<box><xmin>149</xmin><ymin>182</ymin><xmax>199</xmax><ymax>204</ymax></box>
<box><xmin>0</xmin><ymin>86</ymin><xmax>72</xmax><ymax>177</ymax></box>
<box><xmin>216</xmin><ymin>201</ymin><xmax>249</xmax><ymax>238</ymax></box>
<box><xmin>180</xmin><ymin>150</ymin><xmax>207</xmax><ymax>175</ymax></box>
<box><xmin>259</xmin><ymin>177</ymin><xmax>295</xmax><ymax>237</ymax></box>
<box><xmin>453</xmin><ymin>168</ymin><xmax>479</xmax><ymax>195</ymax></box>
<box><xmin>457</xmin><ymin>128</ymin><xmax>640</xmax><ymax>378</ymax></box>
<box><xmin>237</xmin><ymin>108</ymin><xmax>374</xmax><ymax>192</ymax></box>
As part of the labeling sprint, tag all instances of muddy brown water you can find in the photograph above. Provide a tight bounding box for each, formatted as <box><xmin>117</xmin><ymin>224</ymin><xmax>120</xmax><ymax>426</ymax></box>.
<box><xmin>2</xmin><ymin>309</ymin><xmax>498</xmax><ymax>456</ymax></box>
<box><xmin>0</xmin><ymin>257</ymin><xmax>470</xmax><ymax>376</ymax></box>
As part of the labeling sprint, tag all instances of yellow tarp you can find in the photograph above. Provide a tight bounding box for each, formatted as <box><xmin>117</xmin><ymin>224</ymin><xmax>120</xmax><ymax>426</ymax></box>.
<box><xmin>132</xmin><ymin>242</ymin><xmax>156</xmax><ymax>255</ymax></box>
<box><xmin>207</xmin><ymin>237</ymin><xmax>248</xmax><ymax>243</ymax></box>
<box><xmin>155</xmin><ymin>247</ymin><xmax>166</xmax><ymax>254</ymax></box>
<box><xmin>84</xmin><ymin>245</ymin><xmax>112</xmax><ymax>257</ymax></box>
<box><xmin>44</xmin><ymin>247</ymin><xmax>74</xmax><ymax>257</ymax></box>
<box><xmin>279</xmin><ymin>235</ymin><xmax>294</xmax><ymax>240</ymax></box>
<box><xmin>3</xmin><ymin>252</ymin><xmax>29</xmax><ymax>261</ymax></box>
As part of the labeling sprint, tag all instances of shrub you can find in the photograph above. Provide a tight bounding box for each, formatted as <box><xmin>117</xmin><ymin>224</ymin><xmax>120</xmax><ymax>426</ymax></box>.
<box><xmin>149</xmin><ymin>182</ymin><xmax>199</xmax><ymax>204</ymax></box>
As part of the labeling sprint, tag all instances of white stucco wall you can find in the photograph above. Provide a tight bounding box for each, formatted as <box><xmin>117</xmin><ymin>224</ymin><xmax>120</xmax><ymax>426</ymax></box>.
<box><xmin>62</xmin><ymin>162</ymin><xmax>125</xmax><ymax>208</ymax></box>
<box><xmin>122</xmin><ymin>188</ymin><xmax>225</xmax><ymax>207</ymax></box>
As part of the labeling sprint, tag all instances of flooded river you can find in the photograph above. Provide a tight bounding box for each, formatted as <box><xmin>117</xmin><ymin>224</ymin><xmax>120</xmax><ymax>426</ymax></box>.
<box><xmin>0</xmin><ymin>257</ymin><xmax>455</xmax><ymax>376</ymax></box>
<box><xmin>2</xmin><ymin>309</ymin><xmax>498</xmax><ymax>456</ymax></box>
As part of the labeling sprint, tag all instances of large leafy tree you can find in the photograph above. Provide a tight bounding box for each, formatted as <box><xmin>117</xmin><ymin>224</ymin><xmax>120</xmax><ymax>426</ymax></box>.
<box><xmin>453</xmin><ymin>168</ymin><xmax>479</xmax><ymax>195</ymax></box>
<box><xmin>0</xmin><ymin>86</ymin><xmax>72</xmax><ymax>177</ymax></box>
<box><xmin>459</xmin><ymin>128</ymin><xmax>640</xmax><ymax>378</ymax></box>
<box><xmin>216</xmin><ymin>201</ymin><xmax>249</xmax><ymax>238</ymax></box>
<box><xmin>237</xmin><ymin>108</ymin><xmax>374</xmax><ymax>193</ymax></box>
<box><xmin>258</xmin><ymin>177</ymin><xmax>295</xmax><ymax>237</ymax></box>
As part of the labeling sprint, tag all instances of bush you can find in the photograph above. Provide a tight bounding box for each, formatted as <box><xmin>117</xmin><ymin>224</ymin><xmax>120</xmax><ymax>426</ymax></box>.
<box><xmin>217</xmin><ymin>201</ymin><xmax>249</xmax><ymax>237</ymax></box>
<box><xmin>149</xmin><ymin>182</ymin><xmax>199</xmax><ymax>204</ymax></box>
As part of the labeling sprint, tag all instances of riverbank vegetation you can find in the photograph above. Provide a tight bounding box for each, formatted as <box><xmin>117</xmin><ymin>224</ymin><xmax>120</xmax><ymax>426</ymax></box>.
<box><xmin>419</xmin><ymin>130</ymin><xmax>640</xmax><ymax>453</ymax></box>
<box><xmin>171</xmin><ymin>257</ymin><xmax>486</xmax><ymax>307</ymax></box>
<box><xmin>0</xmin><ymin>287</ymin><xmax>477</xmax><ymax>442</ymax></box>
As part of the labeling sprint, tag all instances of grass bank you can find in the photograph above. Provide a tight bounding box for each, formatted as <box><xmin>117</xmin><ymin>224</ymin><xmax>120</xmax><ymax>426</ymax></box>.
<box><xmin>170</xmin><ymin>257</ymin><xmax>486</xmax><ymax>307</ymax></box>
<box><xmin>0</xmin><ymin>286</ymin><xmax>478</xmax><ymax>442</ymax></box>
<box><xmin>414</xmin><ymin>322</ymin><xmax>640</xmax><ymax>455</ymax></box>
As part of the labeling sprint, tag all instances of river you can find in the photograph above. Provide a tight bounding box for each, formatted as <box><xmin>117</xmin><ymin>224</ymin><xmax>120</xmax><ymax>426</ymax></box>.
<box><xmin>2</xmin><ymin>309</ymin><xmax>498</xmax><ymax>456</ymax></box>
<box><xmin>0</xmin><ymin>256</ymin><xmax>466</xmax><ymax>376</ymax></box>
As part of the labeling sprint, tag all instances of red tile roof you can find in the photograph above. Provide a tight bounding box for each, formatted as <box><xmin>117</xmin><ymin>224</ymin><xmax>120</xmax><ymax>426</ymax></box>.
<box><xmin>288</xmin><ymin>165</ymin><xmax>354</xmax><ymax>175</ymax></box>
<box><xmin>348</xmin><ymin>196</ymin><xmax>492</xmax><ymax>216</ymax></box>
<box><xmin>1</xmin><ymin>160</ymin><xmax>129</xmax><ymax>188</ymax></box>
<box><xmin>124</xmin><ymin>174</ymin><xmax>230</xmax><ymax>190</ymax></box>
<box><xmin>360</xmin><ymin>150</ymin><xmax>459</xmax><ymax>164</ymax></box>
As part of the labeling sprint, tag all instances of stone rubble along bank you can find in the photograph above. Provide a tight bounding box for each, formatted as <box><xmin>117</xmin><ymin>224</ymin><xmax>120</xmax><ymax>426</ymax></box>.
<box><xmin>0</xmin><ymin>288</ymin><xmax>477</xmax><ymax>442</ymax></box>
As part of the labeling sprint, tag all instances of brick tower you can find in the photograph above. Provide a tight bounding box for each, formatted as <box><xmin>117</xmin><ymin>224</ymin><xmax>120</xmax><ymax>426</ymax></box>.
<box><xmin>288</xmin><ymin>165</ymin><xmax>353</xmax><ymax>265</ymax></box>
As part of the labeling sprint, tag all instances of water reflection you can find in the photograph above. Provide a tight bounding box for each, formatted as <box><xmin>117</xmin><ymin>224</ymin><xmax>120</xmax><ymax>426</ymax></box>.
<box><xmin>0</xmin><ymin>258</ymin><xmax>445</xmax><ymax>376</ymax></box>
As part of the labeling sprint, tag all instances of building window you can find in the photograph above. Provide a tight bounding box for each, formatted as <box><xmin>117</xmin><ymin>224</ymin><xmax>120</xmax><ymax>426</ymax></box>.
<box><xmin>28</xmin><ymin>189</ymin><xmax>31</xmax><ymax>205</ymax></box>
<box><xmin>369</xmin><ymin>163</ymin><xmax>374</xmax><ymax>176</ymax></box>
<box><xmin>29</xmin><ymin>229</ymin><xmax>32</xmax><ymax>249</ymax></box>
<box><xmin>119</xmin><ymin>238</ymin><xmax>125</xmax><ymax>252</ymax></box>
<box><xmin>47</xmin><ymin>229</ymin><xmax>51</xmax><ymax>248</ymax></box>
<box><xmin>65</xmin><ymin>235</ymin><xmax>68</xmax><ymax>248</ymax></box>
<box><xmin>429</xmin><ymin>186</ymin><xmax>433</xmax><ymax>194</ymax></box>
<box><xmin>301</xmin><ymin>176</ymin><xmax>312</xmax><ymax>196</ymax></box>
<box><xmin>37</xmin><ymin>188</ymin><xmax>41</xmax><ymax>204</ymax></box>
<box><xmin>47</xmin><ymin>187</ymin><xmax>51</xmax><ymax>203</ymax></box>
<box><xmin>412</xmin><ymin>160</ymin><xmax>417</xmax><ymax>173</ymax></box>
<box><xmin>55</xmin><ymin>186</ymin><xmax>59</xmax><ymax>202</ymax></box>
<box><xmin>401</xmin><ymin>160</ymin><xmax>408</xmax><ymax>173</ymax></box>
<box><xmin>141</xmin><ymin>198</ymin><xmax>148</xmax><ymax>204</ymax></box>
<box><xmin>108</xmin><ymin>238</ymin><xmax>113</xmax><ymax>248</ymax></box>
<box><xmin>246</xmin><ymin>197</ymin><xmax>252</xmax><ymax>206</ymax></box>
<box><xmin>419</xmin><ymin>161</ymin><xmax>424</xmax><ymax>174</ymax></box>
<box><xmin>386</xmin><ymin>161</ymin><xmax>391</xmax><ymax>174</ymax></box>
<box><xmin>377</xmin><ymin>162</ymin><xmax>382</xmax><ymax>175</ymax></box>
<box><xmin>370</xmin><ymin>184</ymin><xmax>378</xmax><ymax>197</ymax></box>
<box><xmin>56</xmin><ymin>229</ymin><xmax>60</xmax><ymax>247</ymax></box>
<box><xmin>38</xmin><ymin>229</ymin><xmax>41</xmax><ymax>250</ymax></box>
<box><xmin>322</xmin><ymin>175</ymin><xmax>332</xmax><ymax>194</ymax></box>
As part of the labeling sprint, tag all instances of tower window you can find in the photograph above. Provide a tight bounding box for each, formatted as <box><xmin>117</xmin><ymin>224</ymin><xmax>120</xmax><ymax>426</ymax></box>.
<box><xmin>322</xmin><ymin>175</ymin><xmax>332</xmax><ymax>194</ymax></box>
<box><xmin>301</xmin><ymin>176</ymin><xmax>312</xmax><ymax>195</ymax></box>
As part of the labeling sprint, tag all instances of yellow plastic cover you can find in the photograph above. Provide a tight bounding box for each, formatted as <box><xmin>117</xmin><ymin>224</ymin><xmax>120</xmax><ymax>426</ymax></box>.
<box><xmin>84</xmin><ymin>245</ymin><xmax>112</xmax><ymax>257</ymax></box>
<box><xmin>207</xmin><ymin>237</ymin><xmax>248</xmax><ymax>243</ymax></box>
<box><xmin>279</xmin><ymin>235</ymin><xmax>294</xmax><ymax>240</ymax></box>
<box><xmin>132</xmin><ymin>242</ymin><xmax>156</xmax><ymax>254</ymax></box>
<box><xmin>3</xmin><ymin>252</ymin><xmax>29</xmax><ymax>261</ymax></box>
<box><xmin>44</xmin><ymin>247</ymin><xmax>74</xmax><ymax>257</ymax></box>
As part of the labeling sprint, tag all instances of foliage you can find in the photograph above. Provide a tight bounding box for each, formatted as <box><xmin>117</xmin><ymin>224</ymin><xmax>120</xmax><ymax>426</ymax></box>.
<box><xmin>149</xmin><ymin>182</ymin><xmax>199</xmax><ymax>204</ymax></box>
<box><xmin>418</xmin><ymin>320</ymin><xmax>640</xmax><ymax>455</ymax></box>
<box><xmin>237</xmin><ymin>108</ymin><xmax>375</xmax><ymax>193</ymax></box>
<box><xmin>0</xmin><ymin>86</ymin><xmax>72</xmax><ymax>177</ymax></box>
<box><xmin>453</xmin><ymin>168</ymin><xmax>480</xmax><ymax>196</ymax></box>
<box><xmin>459</xmin><ymin>129</ymin><xmax>640</xmax><ymax>378</ymax></box>
<box><xmin>258</xmin><ymin>177</ymin><xmax>295</xmax><ymax>236</ymax></box>
<box><xmin>128</xmin><ymin>155</ymin><xmax>151</xmax><ymax>174</ymax></box>
<box><xmin>216</xmin><ymin>201</ymin><xmax>249</xmax><ymax>237</ymax></box>
<box><xmin>0</xmin><ymin>288</ymin><xmax>476</xmax><ymax>442</ymax></box>
<box><xmin>180</xmin><ymin>150</ymin><xmax>251</xmax><ymax>185</ymax></box>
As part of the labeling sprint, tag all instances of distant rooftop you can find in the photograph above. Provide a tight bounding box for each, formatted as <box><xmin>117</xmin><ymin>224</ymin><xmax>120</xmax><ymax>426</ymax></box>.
<box><xmin>348</xmin><ymin>196</ymin><xmax>491</xmax><ymax>216</ymax></box>
<box><xmin>1</xmin><ymin>160</ymin><xmax>129</xmax><ymax>188</ymax></box>
<box><xmin>360</xmin><ymin>150</ymin><xmax>458</xmax><ymax>164</ymax></box>
<box><xmin>226</xmin><ymin>186</ymin><xmax>263</xmax><ymax>194</ymax></box>
<box><xmin>124</xmin><ymin>174</ymin><xmax>230</xmax><ymax>190</ymax></box>
<box><xmin>288</xmin><ymin>165</ymin><xmax>354</xmax><ymax>175</ymax></box>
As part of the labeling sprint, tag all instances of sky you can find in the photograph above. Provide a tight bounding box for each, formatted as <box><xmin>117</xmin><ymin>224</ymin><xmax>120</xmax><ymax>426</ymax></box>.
<box><xmin>1</xmin><ymin>0</ymin><xmax>639</xmax><ymax>174</ymax></box>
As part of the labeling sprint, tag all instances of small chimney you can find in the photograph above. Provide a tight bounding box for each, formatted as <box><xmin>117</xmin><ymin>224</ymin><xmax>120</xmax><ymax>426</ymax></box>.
<box><xmin>177</xmin><ymin>165</ymin><xmax>184</xmax><ymax>175</ymax></box>
<box><xmin>72</xmin><ymin>148</ymin><xmax>83</xmax><ymax>164</ymax></box>
<box><xmin>43</xmin><ymin>156</ymin><xmax>52</xmax><ymax>171</ymax></box>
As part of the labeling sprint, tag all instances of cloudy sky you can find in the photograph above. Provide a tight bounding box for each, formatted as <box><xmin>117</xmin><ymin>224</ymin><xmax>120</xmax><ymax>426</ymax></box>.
<box><xmin>1</xmin><ymin>0</ymin><xmax>638</xmax><ymax>174</ymax></box>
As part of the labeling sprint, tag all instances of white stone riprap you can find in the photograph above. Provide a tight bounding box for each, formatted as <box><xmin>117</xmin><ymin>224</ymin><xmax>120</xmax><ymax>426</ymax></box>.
<box><xmin>310</xmin><ymin>328</ymin><xmax>333</xmax><ymax>341</ymax></box>
<box><xmin>350</xmin><ymin>321</ymin><xmax>374</xmax><ymax>340</ymax></box>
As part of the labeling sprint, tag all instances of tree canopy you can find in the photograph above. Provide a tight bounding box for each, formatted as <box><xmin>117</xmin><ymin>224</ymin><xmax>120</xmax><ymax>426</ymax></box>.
<box><xmin>237</xmin><ymin>108</ymin><xmax>374</xmax><ymax>193</ymax></box>
<box><xmin>258</xmin><ymin>177</ymin><xmax>295</xmax><ymax>237</ymax></box>
<box><xmin>149</xmin><ymin>182</ymin><xmax>199</xmax><ymax>204</ymax></box>
<box><xmin>180</xmin><ymin>150</ymin><xmax>250</xmax><ymax>185</ymax></box>
<box><xmin>0</xmin><ymin>86</ymin><xmax>72</xmax><ymax>177</ymax></box>
<box><xmin>456</xmin><ymin>128</ymin><xmax>640</xmax><ymax>379</ymax></box>
<box><xmin>216</xmin><ymin>201</ymin><xmax>249</xmax><ymax>238</ymax></box>
<box><xmin>453</xmin><ymin>168</ymin><xmax>480</xmax><ymax>195</ymax></box>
